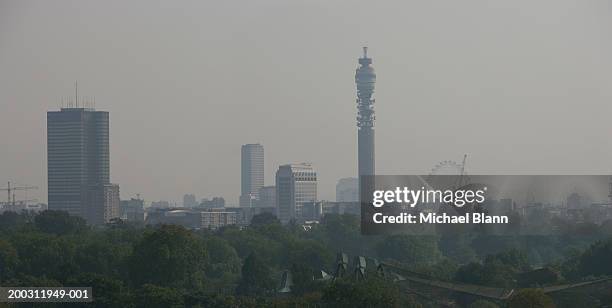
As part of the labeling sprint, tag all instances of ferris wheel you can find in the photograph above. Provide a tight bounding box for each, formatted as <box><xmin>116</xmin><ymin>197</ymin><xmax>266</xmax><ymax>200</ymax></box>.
<box><xmin>427</xmin><ymin>154</ymin><xmax>469</xmax><ymax>190</ymax></box>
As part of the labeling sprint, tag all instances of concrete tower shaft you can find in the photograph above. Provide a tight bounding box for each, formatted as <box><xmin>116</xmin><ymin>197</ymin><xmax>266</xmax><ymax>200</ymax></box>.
<box><xmin>355</xmin><ymin>47</ymin><xmax>376</xmax><ymax>180</ymax></box>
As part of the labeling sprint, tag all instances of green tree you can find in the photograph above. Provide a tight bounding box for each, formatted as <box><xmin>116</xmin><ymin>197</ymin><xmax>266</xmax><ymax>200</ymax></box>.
<box><xmin>455</xmin><ymin>262</ymin><xmax>485</xmax><ymax>285</ymax></box>
<box><xmin>5</xmin><ymin>274</ymin><xmax>62</xmax><ymax>288</ymax></box>
<box><xmin>67</xmin><ymin>273</ymin><xmax>129</xmax><ymax>308</ymax></box>
<box><xmin>508</xmin><ymin>289</ymin><xmax>554</xmax><ymax>308</ymax></box>
<box><xmin>0</xmin><ymin>239</ymin><xmax>18</xmax><ymax>282</ymax></box>
<box><xmin>290</xmin><ymin>263</ymin><xmax>324</xmax><ymax>295</ymax></box>
<box><xmin>556</xmin><ymin>248</ymin><xmax>581</xmax><ymax>281</ymax></box>
<box><xmin>250</xmin><ymin>212</ymin><xmax>280</xmax><ymax>227</ymax></box>
<box><xmin>322</xmin><ymin>277</ymin><xmax>421</xmax><ymax>308</ymax></box>
<box><xmin>320</xmin><ymin>214</ymin><xmax>363</xmax><ymax>255</ymax></box>
<box><xmin>220</xmin><ymin>226</ymin><xmax>283</xmax><ymax>265</ymax></box>
<box><xmin>579</xmin><ymin>239</ymin><xmax>612</xmax><ymax>276</ymax></box>
<box><xmin>486</xmin><ymin>249</ymin><xmax>529</xmax><ymax>270</ymax></box>
<box><xmin>128</xmin><ymin>225</ymin><xmax>207</xmax><ymax>289</ymax></box>
<box><xmin>11</xmin><ymin>233</ymin><xmax>78</xmax><ymax>281</ymax></box>
<box><xmin>439</xmin><ymin>234</ymin><xmax>477</xmax><ymax>264</ymax></box>
<box><xmin>203</xmin><ymin>236</ymin><xmax>241</xmax><ymax>293</ymax></box>
<box><xmin>468</xmin><ymin>299</ymin><xmax>499</xmax><ymax>308</ymax></box>
<box><xmin>74</xmin><ymin>235</ymin><xmax>131</xmax><ymax>278</ymax></box>
<box><xmin>455</xmin><ymin>249</ymin><xmax>529</xmax><ymax>288</ymax></box>
<box><xmin>0</xmin><ymin>211</ymin><xmax>31</xmax><ymax>232</ymax></box>
<box><xmin>415</xmin><ymin>258</ymin><xmax>459</xmax><ymax>281</ymax></box>
<box><xmin>236</xmin><ymin>253</ymin><xmax>275</xmax><ymax>296</ymax></box>
<box><xmin>34</xmin><ymin>210</ymin><xmax>87</xmax><ymax>235</ymax></box>
<box><xmin>285</xmin><ymin>239</ymin><xmax>333</xmax><ymax>270</ymax></box>
<box><xmin>377</xmin><ymin>235</ymin><xmax>440</xmax><ymax>265</ymax></box>
<box><xmin>133</xmin><ymin>284</ymin><xmax>184</xmax><ymax>308</ymax></box>
<box><xmin>204</xmin><ymin>236</ymin><xmax>241</xmax><ymax>278</ymax></box>
<box><xmin>471</xmin><ymin>235</ymin><xmax>520</xmax><ymax>257</ymax></box>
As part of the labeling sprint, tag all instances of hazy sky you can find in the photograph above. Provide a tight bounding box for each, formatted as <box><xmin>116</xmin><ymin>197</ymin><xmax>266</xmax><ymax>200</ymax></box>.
<box><xmin>1</xmin><ymin>0</ymin><xmax>612</xmax><ymax>205</ymax></box>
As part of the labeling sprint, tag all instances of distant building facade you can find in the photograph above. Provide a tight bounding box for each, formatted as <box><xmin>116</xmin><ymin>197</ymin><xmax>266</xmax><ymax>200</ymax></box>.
<box><xmin>183</xmin><ymin>194</ymin><xmax>197</xmax><ymax>207</ymax></box>
<box><xmin>336</xmin><ymin>177</ymin><xmax>359</xmax><ymax>202</ymax></box>
<box><xmin>302</xmin><ymin>201</ymin><xmax>360</xmax><ymax>221</ymax></box>
<box><xmin>276</xmin><ymin>163</ymin><xmax>317</xmax><ymax>223</ymax></box>
<box><xmin>199</xmin><ymin>197</ymin><xmax>225</xmax><ymax>208</ymax></box>
<box><xmin>120</xmin><ymin>198</ymin><xmax>145</xmax><ymax>222</ymax></box>
<box><xmin>252</xmin><ymin>186</ymin><xmax>277</xmax><ymax>219</ymax></box>
<box><xmin>201</xmin><ymin>211</ymin><xmax>239</xmax><ymax>229</ymax></box>
<box><xmin>240</xmin><ymin>144</ymin><xmax>264</xmax><ymax>207</ymax></box>
<box><xmin>47</xmin><ymin>107</ymin><xmax>119</xmax><ymax>224</ymax></box>
<box><xmin>145</xmin><ymin>207</ymin><xmax>239</xmax><ymax>230</ymax></box>
<box><xmin>0</xmin><ymin>202</ymin><xmax>47</xmax><ymax>214</ymax></box>
<box><xmin>87</xmin><ymin>184</ymin><xmax>120</xmax><ymax>225</ymax></box>
<box><xmin>257</xmin><ymin>186</ymin><xmax>276</xmax><ymax>208</ymax></box>
<box><xmin>151</xmin><ymin>201</ymin><xmax>170</xmax><ymax>209</ymax></box>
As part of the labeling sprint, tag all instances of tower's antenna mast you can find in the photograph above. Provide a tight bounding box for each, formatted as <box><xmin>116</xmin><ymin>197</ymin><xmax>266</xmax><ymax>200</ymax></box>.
<box><xmin>75</xmin><ymin>81</ymin><xmax>78</xmax><ymax>108</ymax></box>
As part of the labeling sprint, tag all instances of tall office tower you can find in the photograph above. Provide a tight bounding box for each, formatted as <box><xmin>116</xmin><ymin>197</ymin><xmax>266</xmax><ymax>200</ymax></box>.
<box><xmin>47</xmin><ymin>107</ymin><xmax>119</xmax><ymax>224</ymax></box>
<box><xmin>240</xmin><ymin>143</ymin><xmax>264</xmax><ymax>207</ymax></box>
<box><xmin>336</xmin><ymin>177</ymin><xmax>359</xmax><ymax>202</ymax></box>
<box><xmin>355</xmin><ymin>47</ymin><xmax>376</xmax><ymax>194</ymax></box>
<box><xmin>275</xmin><ymin>163</ymin><xmax>317</xmax><ymax>223</ymax></box>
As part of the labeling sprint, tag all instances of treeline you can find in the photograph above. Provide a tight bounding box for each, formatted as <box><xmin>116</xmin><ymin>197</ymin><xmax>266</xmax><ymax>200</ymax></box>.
<box><xmin>0</xmin><ymin>210</ymin><xmax>611</xmax><ymax>307</ymax></box>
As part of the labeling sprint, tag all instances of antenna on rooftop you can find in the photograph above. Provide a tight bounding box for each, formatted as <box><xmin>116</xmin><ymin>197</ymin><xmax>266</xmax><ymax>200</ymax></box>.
<box><xmin>75</xmin><ymin>80</ymin><xmax>78</xmax><ymax>108</ymax></box>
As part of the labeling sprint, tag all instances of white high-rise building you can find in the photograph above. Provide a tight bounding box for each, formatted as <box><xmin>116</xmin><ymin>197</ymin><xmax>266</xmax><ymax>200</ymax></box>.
<box><xmin>276</xmin><ymin>163</ymin><xmax>317</xmax><ymax>224</ymax></box>
<box><xmin>240</xmin><ymin>144</ymin><xmax>264</xmax><ymax>207</ymax></box>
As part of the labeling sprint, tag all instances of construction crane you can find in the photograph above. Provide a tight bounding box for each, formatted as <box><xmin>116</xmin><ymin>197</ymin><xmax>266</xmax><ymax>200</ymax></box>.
<box><xmin>0</xmin><ymin>181</ymin><xmax>38</xmax><ymax>207</ymax></box>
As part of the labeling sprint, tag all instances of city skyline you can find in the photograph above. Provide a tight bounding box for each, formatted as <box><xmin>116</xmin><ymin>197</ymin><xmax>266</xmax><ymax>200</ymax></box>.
<box><xmin>2</xmin><ymin>1</ymin><xmax>612</xmax><ymax>204</ymax></box>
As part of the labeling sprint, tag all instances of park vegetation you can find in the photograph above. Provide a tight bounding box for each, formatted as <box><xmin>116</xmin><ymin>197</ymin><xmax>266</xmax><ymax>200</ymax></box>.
<box><xmin>0</xmin><ymin>210</ymin><xmax>611</xmax><ymax>307</ymax></box>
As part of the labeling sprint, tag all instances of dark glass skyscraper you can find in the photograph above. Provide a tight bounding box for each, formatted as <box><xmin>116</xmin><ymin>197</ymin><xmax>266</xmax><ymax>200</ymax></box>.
<box><xmin>47</xmin><ymin>107</ymin><xmax>118</xmax><ymax>224</ymax></box>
